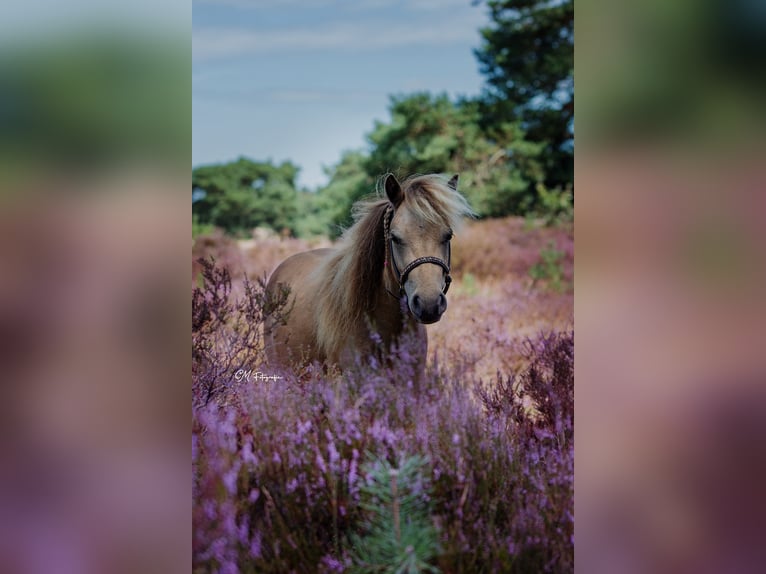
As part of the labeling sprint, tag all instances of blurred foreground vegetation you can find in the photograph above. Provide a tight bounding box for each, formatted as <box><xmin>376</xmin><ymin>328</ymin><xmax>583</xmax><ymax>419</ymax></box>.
<box><xmin>192</xmin><ymin>0</ymin><xmax>574</xmax><ymax>238</ymax></box>
<box><xmin>0</xmin><ymin>33</ymin><xmax>189</xmax><ymax>184</ymax></box>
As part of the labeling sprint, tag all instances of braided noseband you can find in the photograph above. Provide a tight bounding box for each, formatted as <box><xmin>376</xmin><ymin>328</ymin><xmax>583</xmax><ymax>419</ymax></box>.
<box><xmin>383</xmin><ymin>203</ymin><xmax>452</xmax><ymax>299</ymax></box>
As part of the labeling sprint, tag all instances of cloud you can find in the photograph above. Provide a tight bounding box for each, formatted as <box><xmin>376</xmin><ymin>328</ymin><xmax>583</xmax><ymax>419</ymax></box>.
<box><xmin>193</xmin><ymin>13</ymin><xmax>485</xmax><ymax>62</ymax></box>
<box><xmin>193</xmin><ymin>0</ymin><xmax>334</xmax><ymax>7</ymax></box>
<box><xmin>269</xmin><ymin>89</ymin><xmax>326</xmax><ymax>103</ymax></box>
<box><xmin>193</xmin><ymin>0</ymin><xmax>477</xmax><ymax>12</ymax></box>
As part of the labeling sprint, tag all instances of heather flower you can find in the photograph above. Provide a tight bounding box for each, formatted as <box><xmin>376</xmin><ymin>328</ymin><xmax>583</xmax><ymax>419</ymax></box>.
<box><xmin>240</xmin><ymin>439</ymin><xmax>257</xmax><ymax>466</ymax></box>
<box><xmin>222</xmin><ymin>467</ymin><xmax>239</xmax><ymax>495</ymax></box>
<box><xmin>193</xmin><ymin>257</ymin><xmax>573</xmax><ymax>573</ymax></box>
<box><xmin>316</xmin><ymin>451</ymin><xmax>327</xmax><ymax>474</ymax></box>
<box><xmin>286</xmin><ymin>478</ymin><xmax>299</xmax><ymax>494</ymax></box>
<box><xmin>320</xmin><ymin>553</ymin><xmax>349</xmax><ymax>573</ymax></box>
<box><xmin>348</xmin><ymin>449</ymin><xmax>359</xmax><ymax>489</ymax></box>
<box><xmin>249</xmin><ymin>531</ymin><xmax>262</xmax><ymax>559</ymax></box>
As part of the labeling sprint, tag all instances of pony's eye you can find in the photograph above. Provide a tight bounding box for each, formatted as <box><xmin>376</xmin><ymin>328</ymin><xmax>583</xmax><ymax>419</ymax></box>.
<box><xmin>391</xmin><ymin>235</ymin><xmax>404</xmax><ymax>246</ymax></box>
<box><xmin>442</xmin><ymin>233</ymin><xmax>453</xmax><ymax>244</ymax></box>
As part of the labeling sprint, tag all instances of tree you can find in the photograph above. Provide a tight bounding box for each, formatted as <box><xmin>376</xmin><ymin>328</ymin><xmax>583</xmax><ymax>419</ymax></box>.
<box><xmin>475</xmin><ymin>0</ymin><xmax>574</xmax><ymax>192</ymax></box>
<box><xmin>315</xmin><ymin>151</ymin><xmax>374</xmax><ymax>238</ymax></box>
<box><xmin>192</xmin><ymin>157</ymin><xmax>300</xmax><ymax>237</ymax></box>
<box><xmin>363</xmin><ymin>93</ymin><xmax>544</xmax><ymax>217</ymax></box>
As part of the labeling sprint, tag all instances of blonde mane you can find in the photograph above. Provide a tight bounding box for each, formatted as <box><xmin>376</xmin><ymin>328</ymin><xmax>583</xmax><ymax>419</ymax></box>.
<box><xmin>313</xmin><ymin>174</ymin><xmax>474</xmax><ymax>360</ymax></box>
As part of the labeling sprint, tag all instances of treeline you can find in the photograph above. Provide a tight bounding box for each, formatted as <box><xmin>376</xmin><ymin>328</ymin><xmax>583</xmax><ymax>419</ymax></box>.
<box><xmin>192</xmin><ymin>0</ymin><xmax>573</xmax><ymax>238</ymax></box>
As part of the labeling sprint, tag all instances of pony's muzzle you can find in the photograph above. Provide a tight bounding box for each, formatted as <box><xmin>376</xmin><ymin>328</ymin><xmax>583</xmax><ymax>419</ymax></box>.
<box><xmin>410</xmin><ymin>292</ymin><xmax>447</xmax><ymax>324</ymax></box>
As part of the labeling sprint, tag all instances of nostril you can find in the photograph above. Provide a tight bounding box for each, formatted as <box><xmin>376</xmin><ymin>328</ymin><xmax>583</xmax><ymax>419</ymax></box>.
<box><xmin>438</xmin><ymin>293</ymin><xmax>447</xmax><ymax>312</ymax></box>
<box><xmin>411</xmin><ymin>294</ymin><xmax>421</xmax><ymax>314</ymax></box>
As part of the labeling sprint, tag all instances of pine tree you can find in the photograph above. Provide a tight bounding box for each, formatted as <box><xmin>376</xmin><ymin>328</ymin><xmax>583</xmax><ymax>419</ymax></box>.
<box><xmin>475</xmin><ymin>0</ymin><xmax>574</xmax><ymax>193</ymax></box>
<box><xmin>351</xmin><ymin>455</ymin><xmax>441</xmax><ymax>574</ymax></box>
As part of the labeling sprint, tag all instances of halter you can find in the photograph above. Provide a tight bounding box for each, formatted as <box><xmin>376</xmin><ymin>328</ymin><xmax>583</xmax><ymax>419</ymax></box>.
<box><xmin>383</xmin><ymin>203</ymin><xmax>452</xmax><ymax>299</ymax></box>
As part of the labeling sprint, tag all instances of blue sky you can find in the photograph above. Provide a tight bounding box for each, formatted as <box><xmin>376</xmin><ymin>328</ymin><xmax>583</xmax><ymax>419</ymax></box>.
<box><xmin>193</xmin><ymin>0</ymin><xmax>490</xmax><ymax>189</ymax></box>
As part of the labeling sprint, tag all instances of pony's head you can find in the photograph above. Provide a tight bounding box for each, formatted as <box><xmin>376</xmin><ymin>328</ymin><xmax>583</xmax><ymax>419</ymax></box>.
<box><xmin>383</xmin><ymin>173</ymin><xmax>474</xmax><ymax>324</ymax></box>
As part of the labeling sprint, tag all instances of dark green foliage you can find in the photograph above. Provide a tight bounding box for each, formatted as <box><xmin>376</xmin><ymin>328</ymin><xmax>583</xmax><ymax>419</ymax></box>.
<box><xmin>0</xmin><ymin>35</ymin><xmax>189</xmax><ymax>176</ymax></box>
<box><xmin>192</xmin><ymin>157</ymin><xmax>302</xmax><ymax>237</ymax></box>
<box><xmin>316</xmin><ymin>151</ymin><xmax>375</xmax><ymax>238</ymax></box>
<box><xmin>318</xmin><ymin>93</ymin><xmax>546</xmax><ymax>228</ymax></box>
<box><xmin>366</xmin><ymin>93</ymin><xmax>470</xmax><ymax>177</ymax></box>
<box><xmin>192</xmin><ymin>213</ymin><xmax>215</xmax><ymax>239</ymax></box>
<box><xmin>535</xmin><ymin>182</ymin><xmax>573</xmax><ymax>225</ymax></box>
<box><xmin>365</xmin><ymin>93</ymin><xmax>544</xmax><ymax>218</ymax></box>
<box><xmin>351</xmin><ymin>455</ymin><xmax>441</xmax><ymax>574</ymax></box>
<box><xmin>529</xmin><ymin>240</ymin><xmax>567</xmax><ymax>293</ymax></box>
<box><xmin>475</xmin><ymin>0</ymin><xmax>574</xmax><ymax>193</ymax></box>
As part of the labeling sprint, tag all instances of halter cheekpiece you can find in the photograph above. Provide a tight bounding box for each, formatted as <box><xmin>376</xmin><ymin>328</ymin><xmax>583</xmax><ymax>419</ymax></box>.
<box><xmin>383</xmin><ymin>203</ymin><xmax>452</xmax><ymax>299</ymax></box>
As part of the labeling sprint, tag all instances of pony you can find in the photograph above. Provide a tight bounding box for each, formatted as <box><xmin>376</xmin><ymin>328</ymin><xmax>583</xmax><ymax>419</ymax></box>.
<box><xmin>265</xmin><ymin>173</ymin><xmax>474</xmax><ymax>369</ymax></box>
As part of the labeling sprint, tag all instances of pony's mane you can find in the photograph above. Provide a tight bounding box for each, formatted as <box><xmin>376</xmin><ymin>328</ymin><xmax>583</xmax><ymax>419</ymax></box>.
<box><xmin>313</xmin><ymin>199</ymin><xmax>388</xmax><ymax>360</ymax></box>
<box><xmin>313</xmin><ymin>174</ymin><xmax>474</xmax><ymax>360</ymax></box>
<box><xmin>390</xmin><ymin>174</ymin><xmax>475</xmax><ymax>233</ymax></box>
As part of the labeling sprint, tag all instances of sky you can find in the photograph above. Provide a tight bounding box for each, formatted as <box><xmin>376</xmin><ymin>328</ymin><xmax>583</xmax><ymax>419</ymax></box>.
<box><xmin>192</xmin><ymin>0</ymin><xmax>491</xmax><ymax>189</ymax></box>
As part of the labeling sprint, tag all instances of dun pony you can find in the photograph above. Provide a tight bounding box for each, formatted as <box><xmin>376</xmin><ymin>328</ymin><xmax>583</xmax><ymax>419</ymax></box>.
<box><xmin>265</xmin><ymin>173</ymin><xmax>474</xmax><ymax>369</ymax></box>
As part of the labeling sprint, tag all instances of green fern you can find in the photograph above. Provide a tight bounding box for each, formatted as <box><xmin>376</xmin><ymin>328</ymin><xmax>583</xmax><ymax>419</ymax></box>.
<box><xmin>351</xmin><ymin>455</ymin><xmax>441</xmax><ymax>574</ymax></box>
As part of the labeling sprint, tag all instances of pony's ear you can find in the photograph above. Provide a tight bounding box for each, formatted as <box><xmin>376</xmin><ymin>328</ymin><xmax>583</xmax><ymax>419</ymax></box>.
<box><xmin>447</xmin><ymin>174</ymin><xmax>459</xmax><ymax>190</ymax></box>
<box><xmin>384</xmin><ymin>173</ymin><xmax>403</xmax><ymax>206</ymax></box>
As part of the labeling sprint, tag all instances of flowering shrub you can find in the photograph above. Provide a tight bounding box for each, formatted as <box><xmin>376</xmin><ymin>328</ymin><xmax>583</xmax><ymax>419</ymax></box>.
<box><xmin>192</xmin><ymin>230</ymin><xmax>244</xmax><ymax>283</ymax></box>
<box><xmin>192</xmin><ymin>257</ymin><xmax>291</xmax><ymax>408</ymax></box>
<box><xmin>450</xmin><ymin>216</ymin><xmax>573</xmax><ymax>285</ymax></box>
<box><xmin>427</xmin><ymin>276</ymin><xmax>573</xmax><ymax>381</ymax></box>
<box><xmin>192</xmin><ymin>249</ymin><xmax>573</xmax><ymax>573</ymax></box>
